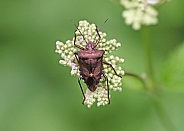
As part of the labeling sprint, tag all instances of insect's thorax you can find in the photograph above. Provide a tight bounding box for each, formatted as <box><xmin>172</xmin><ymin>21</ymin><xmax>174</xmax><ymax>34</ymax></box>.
<box><xmin>77</xmin><ymin>49</ymin><xmax>104</xmax><ymax>59</ymax></box>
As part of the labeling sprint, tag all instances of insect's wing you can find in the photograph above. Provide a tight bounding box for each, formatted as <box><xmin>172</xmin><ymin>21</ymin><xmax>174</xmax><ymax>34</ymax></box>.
<box><xmin>93</xmin><ymin>57</ymin><xmax>103</xmax><ymax>83</ymax></box>
<box><xmin>78</xmin><ymin>58</ymin><xmax>90</xmax><ymax>79</ymax></box>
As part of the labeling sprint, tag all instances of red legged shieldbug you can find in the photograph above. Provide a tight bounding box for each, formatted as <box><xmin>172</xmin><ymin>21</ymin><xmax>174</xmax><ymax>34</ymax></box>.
<box><xmin>69</xmin><ymin>19</ymin><xmax>122</xmax><ymax>104</ymax></box>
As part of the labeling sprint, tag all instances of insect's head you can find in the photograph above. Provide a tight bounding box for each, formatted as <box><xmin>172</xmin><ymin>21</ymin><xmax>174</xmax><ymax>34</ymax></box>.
<box><xmin>85</xmin><ymin>41</ymin><xmax>95</xmax><ymax>50</ymax></box>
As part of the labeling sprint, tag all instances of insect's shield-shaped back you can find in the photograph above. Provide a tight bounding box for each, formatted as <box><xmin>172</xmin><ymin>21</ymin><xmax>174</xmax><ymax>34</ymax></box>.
<box><xmin>55</xmin><ymin>20</ymin><xmax>124</xmax><ymax>107</ymax></box>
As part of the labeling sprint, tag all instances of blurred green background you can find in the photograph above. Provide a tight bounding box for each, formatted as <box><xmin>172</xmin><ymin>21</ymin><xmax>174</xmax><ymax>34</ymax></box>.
<box><xmin>0</xmin><ymin>0</ymin><xmax>184</xmax><ymax>131</ymax></box>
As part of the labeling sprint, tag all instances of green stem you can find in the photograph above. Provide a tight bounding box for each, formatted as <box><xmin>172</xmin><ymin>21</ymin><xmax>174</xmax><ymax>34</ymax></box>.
<box><xmin>141</xmin><ymin>26</ymin><xmax>155</xmax><ymax>90</ymax></box>
<box><xmin>125</xmin><ymin>72</ymin><xmax>146</xmax><ymax>89</ymax></box>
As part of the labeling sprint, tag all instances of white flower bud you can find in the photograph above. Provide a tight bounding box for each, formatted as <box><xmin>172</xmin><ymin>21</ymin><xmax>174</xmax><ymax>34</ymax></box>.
<box><xmin>59</xmin><ymin>60</ymin><xmax>67</xmax><ymax>65</ymax></box>
<box><xmin>147</xmin><ymin>0</ymin><xmax>160</xmax><ymax>5</ymax></box>
<box><xmin>109</xmin><ymin>55</ymin><xmax>114</xmax><ymax>60</ymax></box>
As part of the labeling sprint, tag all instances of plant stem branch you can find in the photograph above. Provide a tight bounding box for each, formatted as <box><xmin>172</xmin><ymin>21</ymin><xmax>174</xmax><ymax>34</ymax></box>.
<box><xmin>141</xmin><ymin>26</ymin><xmax>155</xmax><ymax>90</ymax></box>
<box><xmin>125</xmin><ymin>72</ymin><xmax>146</xmax><ymax>89</ymax></box>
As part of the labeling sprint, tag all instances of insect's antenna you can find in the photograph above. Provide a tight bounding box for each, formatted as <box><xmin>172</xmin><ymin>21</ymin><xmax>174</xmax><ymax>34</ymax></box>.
<box><xmin>93</xmin><ymin>18</ymin><xmax>109</xmax><ymax>43</ymax></box>
<box><xmin>68</xmin><ymin>18</ymin><xmax>88</xmax><ymax>44</ymax></box>
<box><xmin>99</xmin><ymin>18</ymin><xmax>108</xmax><ymax>31</ymax></box>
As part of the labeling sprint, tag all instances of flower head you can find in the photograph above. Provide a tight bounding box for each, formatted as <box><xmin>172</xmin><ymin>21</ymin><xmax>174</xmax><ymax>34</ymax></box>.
<box><xmin>120</xmin><ymin>0</ymin><xmax>169</xmax><ymax>30</ymax></box>
<box><xmin>55</xmin><ymin>20</ymin><xmax>124</xmax><ymax>108</ymax></box>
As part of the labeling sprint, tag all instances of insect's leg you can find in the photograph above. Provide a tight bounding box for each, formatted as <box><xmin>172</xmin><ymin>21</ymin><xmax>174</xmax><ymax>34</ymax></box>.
<box><xmin>78</xmin><ymin>77</ymin><xmax>86</xmax><ymax>104</ymax></box>
<box><xmin>94</xmin><ymin>26</ymin><xmax>101</xmax><ymax>48</ymax></box>
<box><xmin>74</xmin><ymin>30</ymin><xmax>85</xmax><ymax>50</ymax></box>
<box><xmin>102</xmin><ymin>72</ymin><xmax>110</xmax><ymax>104</ymax></box>
<box><xmin>74</xmin><ymin>52</ymin><xmax>79</xmax><ymax>63</ymax></box>
<box><xmin>103</xmin><ymin>61</ymin><xmax>122</xmax><ymax>78</ymax></box>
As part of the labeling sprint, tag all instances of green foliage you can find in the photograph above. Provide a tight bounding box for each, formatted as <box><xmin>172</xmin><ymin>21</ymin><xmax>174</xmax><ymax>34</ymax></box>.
<box><xmin>160</xmin><ymin>41</ymin><xmax>184</xmax><ymax>90</ymax></box>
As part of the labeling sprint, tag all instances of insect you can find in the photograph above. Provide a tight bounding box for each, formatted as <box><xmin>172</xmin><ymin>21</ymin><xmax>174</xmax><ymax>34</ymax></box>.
<box><xmin>69</xmin><ymin>19</ymin><xmax>122</xmax><ymax>104</ymax></box>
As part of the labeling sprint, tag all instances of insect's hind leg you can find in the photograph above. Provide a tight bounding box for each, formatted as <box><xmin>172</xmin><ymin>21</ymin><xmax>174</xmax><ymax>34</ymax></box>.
<box><xmin>102</xmin><ymin>72</ymin><xmax>110</xmax><ymax>104</ymax></box>
<box><xmin>74</xmin><ymin>30</ymin><xmax>85</xmax><ymax>50</ymax></box>
<box><xmin>78</xmin><ymin>77</ymin><xmax>86</xmax><ymax>104</ymax></box>
<box><xmin>103</xmin><ymin>61</ymin><xmax>122</xmax><ymax>78</ymax></box>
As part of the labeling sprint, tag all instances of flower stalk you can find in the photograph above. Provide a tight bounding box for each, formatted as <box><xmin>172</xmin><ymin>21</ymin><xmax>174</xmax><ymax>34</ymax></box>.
<box><xmin>141</xmin><ymin>26</ymin><xmax>155</xmax><ymax>91</ymax></box>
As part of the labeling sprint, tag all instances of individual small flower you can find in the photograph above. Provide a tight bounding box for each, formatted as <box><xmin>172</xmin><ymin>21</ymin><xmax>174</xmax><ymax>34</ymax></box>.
<box><xmin>146</xmin><ymin>0</ymin><xmax>160</xmax><ymax>5</ymax></box>
<box><xmin>120</xmin><ymin>0</ymin><xmax>169</xmax><ymax>30</ymax></box>
<box><xmin>146</xmin><ymin>0</ymin><xmax>170</xmax><ymax>5</ymax></box>
<box><xmin>55</xmin><ymin>20</ymin><xmax>124</xmax><ymax>108</ymax></box>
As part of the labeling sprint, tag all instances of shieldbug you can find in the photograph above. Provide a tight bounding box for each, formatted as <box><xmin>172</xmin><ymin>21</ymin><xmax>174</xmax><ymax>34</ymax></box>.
<box><xmin>69</xmin><ymin>19</ymin><xmax>122</xmax><ymax>104</ymax></box>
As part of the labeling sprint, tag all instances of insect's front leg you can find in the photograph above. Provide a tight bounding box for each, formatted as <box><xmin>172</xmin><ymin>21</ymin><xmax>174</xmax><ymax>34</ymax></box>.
<box><xmin>74</xmin><ymin>30</ymin><xmax>85</xmax><ymax>50</ymax></box>
<box><xmin>103</xmin><ymin>61</ymin><xmax>122</xmax><ymax>78</ymax></box>
<box><xmin>94</xmin><ymin>26</ymin><xmax>101</xmax><ymax>48</ymax></box>
<box><xmin>78</xmin><ymin>76</ymin><xmax>86</xmax><ymax>104</ymax></box>
<box><xmin>102</xmin><ymin>72</ymin><xmax>110</xmax><ymax>104</ymax></box>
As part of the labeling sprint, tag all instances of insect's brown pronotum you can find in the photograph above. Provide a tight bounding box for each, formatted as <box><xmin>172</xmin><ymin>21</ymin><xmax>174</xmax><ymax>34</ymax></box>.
<box><xmin>69</xmin><ymin>19</ymin><xmax>122</xmax><ymax>104</ymax></box>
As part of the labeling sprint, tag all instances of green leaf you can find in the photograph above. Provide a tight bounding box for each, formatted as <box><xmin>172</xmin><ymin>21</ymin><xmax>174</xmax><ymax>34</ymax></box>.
<box><xmin>160</xmin><ymin>41</ymin><xmax>184</xmax><ymax>90</ymax></box>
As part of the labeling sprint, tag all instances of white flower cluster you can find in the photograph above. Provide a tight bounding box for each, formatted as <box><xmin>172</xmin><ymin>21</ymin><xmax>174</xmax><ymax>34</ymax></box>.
<box><xmin>120</xmin><ymin>0</ymin><xmax>166</xmax><ymax>30</ymax></box>
<box><xmin>55</xmin><ymin>20</ymin><xmax>124</xmax><ymax>108</ymax></box>
<box><xmin>56</xmin><ymin>40</ymin><xmax>80</xmax><ymax>75</ymax></box>
<box><xmin>84</xmin><ymin>87</ymin><xmax>109</xmax><ymax>108</ymax></box>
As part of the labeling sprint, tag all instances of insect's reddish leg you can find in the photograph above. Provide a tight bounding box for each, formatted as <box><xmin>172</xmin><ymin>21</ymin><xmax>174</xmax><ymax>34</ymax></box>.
<box><xmin>74</xmin><ymin>53</ymin><xmax>79</xmax><ymax>62</ymax></box>
<box><xmin>78</xmin><ymin>77</ymin><xmax>86</xmax><ymax>104</ymax></box>
<box><xmin>102</xmin><ymin>72</ymin><xmax>110</xmax><ymax>104</ymax></box>
<box><xmin>103</xmin><ymin>61</ymin><xmax>122</xmax><ymax>78</ymax></box>
<box><xmin>74</xmin><ymin>30</ymin><xmax>85</xmax><ymax>50</ymax></box>
<box><xmin>94</xmin><ymin>26</ymin><xmax>101</xmax><ymax>48</ymax></box>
